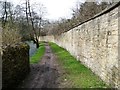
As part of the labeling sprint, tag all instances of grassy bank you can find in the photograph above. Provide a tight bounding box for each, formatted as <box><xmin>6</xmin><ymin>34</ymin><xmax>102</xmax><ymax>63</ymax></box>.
<box><xmin>50</xmin><ymin>42</ymin><xmax>109</xmax><ymax>88</ymax></box>
<box><xmin>30</xmin><ymin>42</ymin><xmax>45</xmax><ymax>64</ymax></box>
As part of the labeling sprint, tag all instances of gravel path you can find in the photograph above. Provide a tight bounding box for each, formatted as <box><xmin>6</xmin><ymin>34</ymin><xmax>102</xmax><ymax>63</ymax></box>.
<box><xmin>18</xmin><ymin>42</ymin><xmax>62</xmax><ymax>88</ymax></box>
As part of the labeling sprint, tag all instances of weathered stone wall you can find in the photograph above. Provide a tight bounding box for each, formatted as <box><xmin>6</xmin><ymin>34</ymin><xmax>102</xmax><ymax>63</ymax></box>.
<box><xmin>2</xmin><ymin>43</ymin><xmax>30</xmax><ymax>88</ymax></box>
<box><xmin>39</xmin><ymin>2</ymin><xmax>120</xmax><ymax>88</ymax></box>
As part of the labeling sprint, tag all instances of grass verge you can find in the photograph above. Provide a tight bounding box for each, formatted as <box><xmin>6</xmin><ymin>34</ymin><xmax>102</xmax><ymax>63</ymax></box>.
<box><xmin>30</xmin><ymin>42</ymin><xmax>45</xmax><ymax>64</ymax></box>
<box><xmin>50</xmin><ymin>42</ymin><xmax>109</xmax><ymax>88</ymax></box>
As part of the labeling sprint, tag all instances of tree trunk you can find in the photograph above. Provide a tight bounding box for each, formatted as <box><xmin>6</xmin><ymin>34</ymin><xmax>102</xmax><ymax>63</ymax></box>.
<box><xmin>36</xmin><ymin>38</ymin><xmax>39</xmax><ymax>48</ymax></box>
<box><xmin>2</xmin><ymin>1</ymin><xmax>7</xmax><ymax>28</ymax></box>
<box><xmin>32</xmin><ymin>38</ymin><xmax>39</xmax><ymax>48</ymax></box>
<box><xmin>27</xmin><ymin>0</ymin><xmax>39</xmax><ymax>48</ymax></box>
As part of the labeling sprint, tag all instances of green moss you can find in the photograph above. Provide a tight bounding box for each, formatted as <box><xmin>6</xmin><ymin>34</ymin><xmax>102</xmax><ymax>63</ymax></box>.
<box><xmin>30</xmin><ymin>42</ymin><xmax>45</xmax><ymax>64</ymax></box>
<box><xmin>50</xmin><ymin>42</ymin><xmax>110</xmax><ymax>88</ymax></box>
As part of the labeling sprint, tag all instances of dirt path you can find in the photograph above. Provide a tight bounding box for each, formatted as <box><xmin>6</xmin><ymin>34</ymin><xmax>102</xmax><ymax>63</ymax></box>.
<box><xmin>18</xmin><ymin>42</ymin><xmax>62</xmax><ymax>88</ymax></box>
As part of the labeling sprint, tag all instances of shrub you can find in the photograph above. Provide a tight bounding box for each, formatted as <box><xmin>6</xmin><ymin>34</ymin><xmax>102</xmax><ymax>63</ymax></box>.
<box><xmin>2</xmin><ymin>25</ymin><xmax>21</xmax><ymax>46</ymax></box>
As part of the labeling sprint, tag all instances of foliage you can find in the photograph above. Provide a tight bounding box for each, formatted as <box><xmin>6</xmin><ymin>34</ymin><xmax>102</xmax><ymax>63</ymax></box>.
<box><xmin>0</xmin><ymin>1</ymin><xmax>22</xmax><ymax>46</ymax></box>
<box><xmin>2</xmin><ymin>25</ymin><xmax>21</xmax><ymax>46</ymax></box>
<box><xmin>0</xmin><ymin>0</ymin><xmax>48</xmax><ymax>46</ymax></box>
<box><xmin>50</xmin><ymin>42</ymin><xmax>110</xmax><ymax>88</ymax></box>
<box><xmin>2</xmin><ymin>43</ymin><xmax>30</xmax><ymax>88</ymax></box>
<box><xmin>30</xmin><ymin>42</ymin><xmax>45</xmax><ymax>64</ymax></box>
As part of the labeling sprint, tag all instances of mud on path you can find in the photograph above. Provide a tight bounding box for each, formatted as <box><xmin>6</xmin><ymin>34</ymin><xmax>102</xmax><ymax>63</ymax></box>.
<box><xmin>18</xmin><ymin>42</ymin><xmax>62</xmax><ymax>88</ymax></box>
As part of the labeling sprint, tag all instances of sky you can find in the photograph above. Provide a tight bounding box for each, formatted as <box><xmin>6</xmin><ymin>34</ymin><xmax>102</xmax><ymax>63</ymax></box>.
<box><xmin>2</xmin><ymin>0</ymin><xmax>85</xmax><ymax>21</ymax></box>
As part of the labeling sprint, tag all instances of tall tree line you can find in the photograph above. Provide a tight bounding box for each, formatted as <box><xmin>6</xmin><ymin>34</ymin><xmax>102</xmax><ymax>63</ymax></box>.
<box><xmin>46</xmin><ymin>1</ymin><xmax>114</xmax><ymax>35</ymax></box>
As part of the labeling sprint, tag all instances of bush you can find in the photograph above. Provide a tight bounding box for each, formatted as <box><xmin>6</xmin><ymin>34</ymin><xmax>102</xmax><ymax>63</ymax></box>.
<box><xmin>2</xmin><ymin>26</ymin><xmax>21</xmax><ymax>46</ymax></box>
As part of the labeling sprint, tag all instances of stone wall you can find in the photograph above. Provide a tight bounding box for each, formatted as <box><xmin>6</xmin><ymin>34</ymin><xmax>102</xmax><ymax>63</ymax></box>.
<box><xmin>39</xmin><ymin>2</ymin><xmax>120</xmax><ymax>88</ymax></box>
<box><xmin>2</xmin><ymin>43</ymin><xmax>30</xmax><ymax>88</ymax></box>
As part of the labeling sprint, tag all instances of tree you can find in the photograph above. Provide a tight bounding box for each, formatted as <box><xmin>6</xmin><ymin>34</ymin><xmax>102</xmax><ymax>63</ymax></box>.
<box><xmin>1</xmin><ymin>1</ymin><xmax>8</xmax><ymax>28</ymax></box>
<box><xmin>46</xmin><ymin>1</ymin><xmax>112</xmax><ymax>35</ymax></box>
<box><xmin>25</xmin><ymin>0</ymin><xmax>46</xmax><ymax>48</ymax></box>
<box><xmin>0</xmin><ymin>0</ymin><xmax>48</xmax><ymax>46</ymax></box>
<box><xmin>0</xmin><ymin>1</ymin><xmax>22</xmax><ymax>46</ymax></box>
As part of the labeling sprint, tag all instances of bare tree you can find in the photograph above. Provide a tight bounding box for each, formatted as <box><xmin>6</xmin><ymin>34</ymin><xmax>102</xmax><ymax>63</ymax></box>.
<box><xmin>27</xmin><ymin>0</ymin><xmax>39</xmax><ymax>48</ymax></box>
<box><xmin>1</xmin><ymin>1</ymin><xmax>14</xmax><ymax>28</ymax></box>
<box><xmin>25</xmin><ymin>0</ymin><xmax>47</xmax><ymax>48</ymax></box>
<box><xmin>2</xmin><ymin>1</ymin><xmax>7</xmax><ymax>28</ymax></box>
<box><xmin>31</xmin><ymin>3</ymin><xmax>47</xmax><ymax>38</ymax></box>
<box><xmin>46</xmin><ymin>1</ymin><xmax>112</xmax><ymax>35</ymax></box>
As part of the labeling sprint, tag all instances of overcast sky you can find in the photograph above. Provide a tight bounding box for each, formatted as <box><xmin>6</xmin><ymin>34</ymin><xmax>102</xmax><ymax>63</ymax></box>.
<box><xmin>2</xmin><ymin>0</ymin><xmax>85</xmax><ymax>21</ymax></box>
